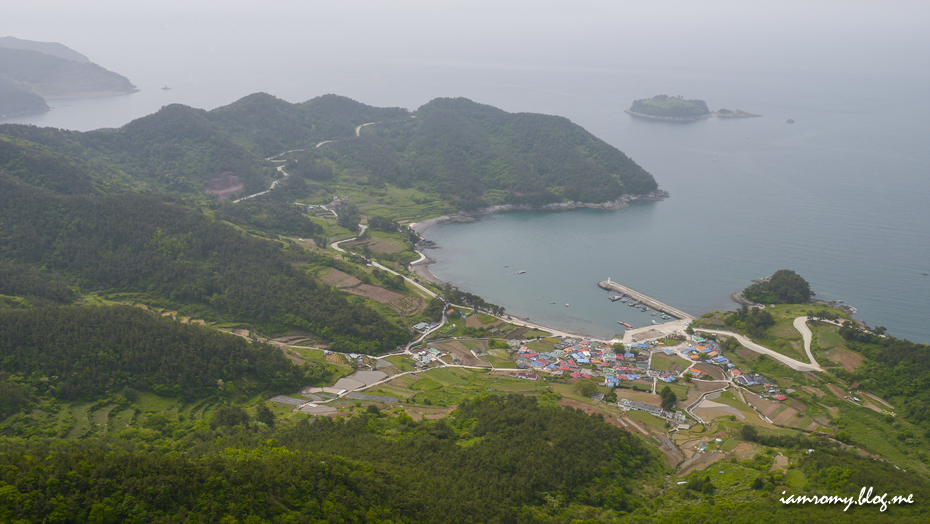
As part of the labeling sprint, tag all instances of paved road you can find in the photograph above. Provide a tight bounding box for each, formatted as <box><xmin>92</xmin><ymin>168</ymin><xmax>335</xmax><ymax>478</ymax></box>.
<box><xmin>694</xmin><ymin>327</ymin><xmax>823</xmax><ymax>372</ymax></box>
<box><xmin>792</xmin><ymin>317</ymin><xmax>821</xmax><ymax>368</ymax></box>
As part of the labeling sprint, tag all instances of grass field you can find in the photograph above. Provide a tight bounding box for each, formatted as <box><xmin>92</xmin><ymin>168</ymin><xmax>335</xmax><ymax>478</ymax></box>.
<box><xmin>651</xmin><ymin>354</ymin><xmax>684</xmax><ymax>372</ymax></box>
<box><xmin>521</xmin><ymin>330</ymin><xmax>551</xmax><ymax>338</ymax></box>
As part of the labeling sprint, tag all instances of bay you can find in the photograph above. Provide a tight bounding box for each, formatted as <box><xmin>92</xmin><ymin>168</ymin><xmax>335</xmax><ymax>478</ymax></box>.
<box><xmin>4</xmin><ymin>1</ymin><xmax>929</xmax><ymax>342</ymax></box>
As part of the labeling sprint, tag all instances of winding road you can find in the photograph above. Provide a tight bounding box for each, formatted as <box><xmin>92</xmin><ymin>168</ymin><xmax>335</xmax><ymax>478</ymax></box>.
<box><xmin>695</xmin><ymin>316</ymin><xmax>823</xmax><ymax>372</ymax></box>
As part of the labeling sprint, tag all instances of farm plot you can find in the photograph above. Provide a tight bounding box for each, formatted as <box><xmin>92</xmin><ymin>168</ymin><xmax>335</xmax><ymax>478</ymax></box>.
<box><xmin>321</xmin><ymin>268</ymin><xmax>361</xmax><ymax>288</ymax></box>
<box><xmin>388</xmin><ymin>295</ymin><xmax>424</xmax><ymax>316</ymax></box>
<box><xmin>432</xmin><ymin>340</ymin><xmax>492</xmax><ymax>367</ymax></box>
<box><xmin>343</xmin><ymin>284</ymin><xmax>403</xmax><ymax>303</ymax></box>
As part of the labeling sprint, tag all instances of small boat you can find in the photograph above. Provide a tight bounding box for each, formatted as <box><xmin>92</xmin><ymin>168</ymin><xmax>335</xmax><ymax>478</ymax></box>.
<box><xmin>536</xmin><ymin>296</ymin><xmax>542</xmax><ymax>300</ymax></box>
<box><xmin>550</xmin><ymin>301</ymin><xmax>556</xmax><ymax>304</ymax></box>
<box><xmin>923</xmin><ymin>272</ymin><xmax>928</xmax><ymax>276</ymax></box>
<box><xmin>565</xmin><ymin>303</ymin><xmax>569</xmax><ymax>307</ymax></box>
<box><xmin>504</xmin><ymin>265</ymin><xmax>509</xmax><ymax>267</ymax></box>
<box><xmin>161</xmin><ymin>85</ymin><xmax>171</xmax><ymax>90</ymax></box>
<box><xmin>609</xmin><ymin>295</ymin><xmax>623</xmax><ymax>302</ymax></box>
<box><xmin>619</xmin><ymin>322</ymin><xmax>633</xmax><ymax>329</ymax></box>
<box><xmin>651</xmin><ymin>312</ymin><xmax>658</xmax><ymax>316</ymax></box>
<box><xmin>517</xmin><ymin>270</ymin><xmax>526</xmax><ymax>274</ymax></box>
<box><xmin>651</xmin><ymin>320</ymin><xmax>658</xmax><ymax>325</ymax></box>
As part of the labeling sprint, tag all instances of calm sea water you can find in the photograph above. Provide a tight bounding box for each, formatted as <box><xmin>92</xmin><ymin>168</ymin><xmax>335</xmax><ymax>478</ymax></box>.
<box><xmin>5</xmin><ymin>2</ymin><xmax>929</xmax><ymax>342</ymax></box>
<box><xmin>422</xmin><ymin>76</ymin><xmax>930</xmax><ymax>342</ymax></box>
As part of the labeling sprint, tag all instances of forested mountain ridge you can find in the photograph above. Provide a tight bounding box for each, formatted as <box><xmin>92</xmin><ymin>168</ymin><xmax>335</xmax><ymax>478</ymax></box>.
<box><xmin>324</xmin><ymin>97</ymin><xmax>658</xmax><ymax>208</ymax></box>
<box><xmin>0</xmin><ymin>93</ymin><xmax>410</xmax><ymax>198</ymax></box>
<box><xmin>0</xmin><ymin>46</ymin><xmax>136</xmax><ymax>98</ymax></box>
<box><xmin>1</xmin><ymin>93</ymin><xmax>658</xmax><ymax>206</ymax></box>
<box><xmin>0</xmin><ymin>174</ymin><xmax>407</xmax><ymax>353</ymax></box>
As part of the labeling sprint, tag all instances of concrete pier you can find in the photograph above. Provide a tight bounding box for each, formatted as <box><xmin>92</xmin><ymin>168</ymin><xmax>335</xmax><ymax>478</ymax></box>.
<box><xmin>599</xmin><ymin>279</ymin><xmax>694</xmax><ymax>321</ymax></box>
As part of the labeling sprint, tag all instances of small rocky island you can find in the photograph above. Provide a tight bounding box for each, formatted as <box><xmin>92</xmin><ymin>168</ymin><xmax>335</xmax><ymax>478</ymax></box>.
<box><xmin>626</xmin><ymin>94</ymin><xmax>760</xmax><ymax>122</ymax></box>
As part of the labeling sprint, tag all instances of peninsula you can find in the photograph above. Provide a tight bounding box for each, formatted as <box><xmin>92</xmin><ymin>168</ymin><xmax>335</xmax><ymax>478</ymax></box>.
<box><xmin>627</xmin><ymin>94</ymin><xmax>761</xmax><ymax>122</ymax></box>
<box><xmin>0</xmin><ymin>37</ymin><xmax>137</xmax><ymax>118</ymax></box>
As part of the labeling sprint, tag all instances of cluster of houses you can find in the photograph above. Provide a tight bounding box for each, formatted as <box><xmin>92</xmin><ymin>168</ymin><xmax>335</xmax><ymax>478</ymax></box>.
<box><xmin>513</xmin><ymin>337</ymin><xmax>653</xmax><ymax>384</ymax></box>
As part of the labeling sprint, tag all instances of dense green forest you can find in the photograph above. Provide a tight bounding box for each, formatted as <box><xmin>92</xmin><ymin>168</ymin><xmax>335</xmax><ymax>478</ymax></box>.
<box><xmin>0</xmin><ymin>93</ymin><xmax>409</xmax><ymax>198</ymax></box>
<box><xmin>0</xmin><ymin>306</ymin><xmax>324</xmax><ymax>403</ymax></box>
<box><xmin>0</xmin><ymin>395</ymin><xmax>663</xmax><ymax>523</ymax></box>
<box><xmin>2</xmin><ymin>393</ymin><xmax>926</xmax><ymax>523</ymax></box>
<box><xmin>0</xmin><ymin>174</ymin><xmax>406</xmax><ymax>353</ymax></box>
<box><xmin>629</xmin><ymin>95</ymin><xmax>711</xmax><ymax>119</ymax></box>
<box><xmin>743</xmin><ymin>269</ymin><xmax>812</xmax><ymax>304</ymax></box>
<box><xmin>326</xmin><ymin>97</ymin><xmax>658</xmax><ymax>209</ymax></box>
<box><xmin>1</xmin><ymin>93</ymin><xmax>657</xmax><ymax>208</ymax></box>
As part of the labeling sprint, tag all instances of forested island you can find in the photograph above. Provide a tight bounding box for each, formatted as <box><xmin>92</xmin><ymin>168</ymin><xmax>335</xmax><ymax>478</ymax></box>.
<box><xmin>627</xmin><ymin>94</ymin><xmax>761</xmax><ymax>121</ymax></box>
<box><xmin>0</xmin><ymin>37</ymin><xmax>136</xmax><ymax>118</ymax></box>
<box><xmin>3</xmin><ymin>93</ymin><xmax>930</xmax><ymax>523</ymax></box>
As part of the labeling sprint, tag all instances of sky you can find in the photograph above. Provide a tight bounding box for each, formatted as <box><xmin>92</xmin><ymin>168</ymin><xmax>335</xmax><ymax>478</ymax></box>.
<box><xmin>4</xmin><ymin>0</ymin><xmax>928</xmax><ymax>113</ymax></box>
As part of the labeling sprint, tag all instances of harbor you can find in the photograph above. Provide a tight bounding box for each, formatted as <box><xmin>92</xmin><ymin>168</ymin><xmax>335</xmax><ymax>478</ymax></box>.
<box><xmin>598</xmin><ymin>278</ymin><xmax>695</xmax><ymax>321</ymax></box>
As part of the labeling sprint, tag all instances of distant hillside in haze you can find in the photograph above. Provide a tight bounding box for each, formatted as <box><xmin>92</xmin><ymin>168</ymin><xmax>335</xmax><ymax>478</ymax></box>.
<box><xmin>0</xmin><ymin>38</ymin><xmax>136</xmax><ymax>118</ymax></box>
<box><xmin>0</xmin><ymin>36</ymin><xmax>90</xmax><ymax>63</ymax></box>
<box><xmin>0</xmin><ymin>46</ymin><xmax>136</xmax><ymax>99</ymax></box>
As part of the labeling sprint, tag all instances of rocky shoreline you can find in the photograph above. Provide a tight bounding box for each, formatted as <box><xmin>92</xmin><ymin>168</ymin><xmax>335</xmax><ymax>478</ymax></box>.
<box><xmin>625</xmin><ymin>109</ymin><xmax>761</xmax><ymax>122</ymax></box>
<box><xmin>410</xmin><ymin>190</ymin><xmax>670</xmax><ymax>234</ymax></box>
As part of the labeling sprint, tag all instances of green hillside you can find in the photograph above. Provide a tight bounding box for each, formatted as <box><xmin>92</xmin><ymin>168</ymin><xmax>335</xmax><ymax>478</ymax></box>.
<box><xmin>326</xmin><ymin>97</ymin><xmax>658</xmax><ymax>208</ymax></box>
<box><xmin>0</xmin><ymin>46</ymin><xmax>136</xmax><ymax>98</ymax></box>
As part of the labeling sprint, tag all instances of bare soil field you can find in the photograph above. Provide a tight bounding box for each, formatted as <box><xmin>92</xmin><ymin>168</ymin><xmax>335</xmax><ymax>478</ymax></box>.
<box><xmin>693</xmin><ymin>380</ymin><xmax>729</xmax><ymax>393</ymax></box>
<box><xmin>501</xmin><ymin>327</ymin><xmax>529</xmax><ymax>339</ymax></box>
<box><xmin>693</xmin><ymin>363</ymin><xmax>724</xmax><ymax>380</ymax></box>
<box><xmin>737</xmin><ymin>347</ymin><xmax>760</xmax><ymax>361</ymax></box>
<box><xmin>344</xmin><ymin>284</ymin><xmax>404</xmax><ymax>303</ymax></box>
<box><xmin>465</xmin><ymin>315</ymin><xmax>503</xmax><ymax>329</ymax></box>
<box><xmin>616</xmin><ymin>390</ymin><xmax>663</xmax><ymax>405</ymax></box>
<box><xmin>205</xmin><ymin>172</ymin><xmax>243</xmax><ymax>200</ymax></box>
<box><xmin>321</xmin><ymin>268</ymin><xmax>361</xmax><ymax>288</ymax></box>
<box><xmin>694</xmin><ymin>399</ymin><xmax>745</xmax><ymax>420</ymax></box>
<box><xmin>771</xmin><ymin>405</ymin><xmax>801</xmax><ymax>426</ymax></box>
<box><xmin>771</xmin><ymin>454</ymin><xmax>789</xmax><ymax>473</ymax></box>
<box><xmin>732</xmin><ymin>442</ymin><xmax>759</xmax><ymax>460</ymax></box>
<box><xmin>826</xmin><ymin>347</ymin><xmax>864</xmax><ymax>372</ymax></box>
<box><xmin>860</xmin><ymin>391</ymin><xmax>894</xmax><ymax>410</ymax></box>
<box><xmin>802</xmin><ymin>386</ymin><xmax>825</xmax><ymax>398</ymax></box>
<box><xmin>432</xmin><ymin>341</ymin><xmax>491</xmax><ymax>367</ymax></box>
<box><xmin>743</xmin><ymin>391</ymin><xmax>783</xmax><ymax>417</ymax></box>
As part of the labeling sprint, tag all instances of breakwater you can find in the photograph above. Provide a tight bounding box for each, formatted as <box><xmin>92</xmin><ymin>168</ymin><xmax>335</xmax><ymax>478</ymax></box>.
<box><xmin>598</xmin><ymin>279</ymin><xmax>695</xmax><ymax>321</ymax></box>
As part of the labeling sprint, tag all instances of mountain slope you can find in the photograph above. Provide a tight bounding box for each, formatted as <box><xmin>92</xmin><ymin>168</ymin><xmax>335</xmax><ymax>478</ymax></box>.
<box><xmin>327</xmin><ymin>97</ymin><xmax>658</xmax><ymax>208</ymax></box>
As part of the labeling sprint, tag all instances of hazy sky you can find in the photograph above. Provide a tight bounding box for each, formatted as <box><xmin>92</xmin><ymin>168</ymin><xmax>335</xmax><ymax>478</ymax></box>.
<box><xmin>3</xmin><ymin>0</ymin><xmax>928</xmax><ymax>117</ymax></box>
<box><xmin>6</xmin><ymin>1</ymin><xmax>928</xmax><ymax>77</ymax></box>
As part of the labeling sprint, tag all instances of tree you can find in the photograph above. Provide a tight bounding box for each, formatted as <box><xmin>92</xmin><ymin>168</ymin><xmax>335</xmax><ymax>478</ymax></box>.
<box><xmin>659</xmin><ymin>385</ymin><xmax>677</xmax><ymax>410</ymax></box>
<box><xmin>578</xmin><ymin>379</ymin><xmax>598</xmax><ymax>397</ymax></box>
<box><xmin>255</xmin><ymin>404</ymin><xmax>275</xmax><ymax>427</ymax></box>
<box><xmin>211</xmin><ymin>406</ymin><xmax>251</xmax><ymax>429</ymax></box>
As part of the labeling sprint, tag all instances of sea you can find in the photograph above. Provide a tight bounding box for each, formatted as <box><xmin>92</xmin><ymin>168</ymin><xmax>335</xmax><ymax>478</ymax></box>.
<box><xmin>4</xmin><ymin>1</ymin><xmax>929</xmax><ymax>342</ymax></box>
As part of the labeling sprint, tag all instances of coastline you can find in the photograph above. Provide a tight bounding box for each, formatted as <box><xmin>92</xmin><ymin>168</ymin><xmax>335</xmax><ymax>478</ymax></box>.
<box><xmin>405</xmin><ymin>190</ymin><xmax>672</xmax><ymax>342</ymax></box>
<box><xmin>409</xmin><ymin>189</ymin><xmax>670</xmax><ymax>235</ymax></box>
<box><xmin>625</xmin><ymin>109</ymin><xmax>761</xmax><ymax>122</ymax></box>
